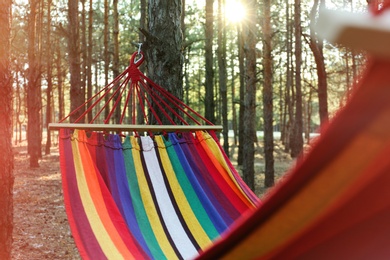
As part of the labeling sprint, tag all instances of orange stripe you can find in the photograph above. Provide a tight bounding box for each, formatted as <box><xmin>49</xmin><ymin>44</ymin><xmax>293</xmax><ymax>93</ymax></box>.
<box><xmin>196</xmin><ymin>131</ymin><xmax>253</xmax><ymax>208</ymax></box>
<box><xmin>75</xmin><ymin>131</ymin><xmax>135</xmax><ymax>259</ymax></box>
<box><xmin>201</xmin><ymin>131</ymin><xmax>257</xmax><ymax>206</ymax></box>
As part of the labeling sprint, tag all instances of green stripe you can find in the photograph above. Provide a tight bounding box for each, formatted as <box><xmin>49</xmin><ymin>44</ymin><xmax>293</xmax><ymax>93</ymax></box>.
<box><xmin>122</xmin><ymin>136</ymin><xmax>166</xmax><ymax>260</ymax></box>
<box><xmin>163</xmin><ymin>136</ymin><xmax>219</xmax><ymax>240</ymax></box>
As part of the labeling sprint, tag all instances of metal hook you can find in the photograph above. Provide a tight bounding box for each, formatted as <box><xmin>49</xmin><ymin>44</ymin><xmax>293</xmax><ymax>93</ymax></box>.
<box><xmin>135</xmin><ymin>43</ymin><xmax>143</xmax><ymax>64</ymax></box>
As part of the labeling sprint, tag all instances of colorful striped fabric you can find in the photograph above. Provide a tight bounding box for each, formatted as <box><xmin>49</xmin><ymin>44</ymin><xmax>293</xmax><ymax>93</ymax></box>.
<box><xmin>59</xmin><ymin>129</ymin><xmax>259</xmax><ymax>259</ymax></box>
<box><xmin>198</xmin><ymin>59</ymin><xmax>390</xmax><ymax>259</ymax></box>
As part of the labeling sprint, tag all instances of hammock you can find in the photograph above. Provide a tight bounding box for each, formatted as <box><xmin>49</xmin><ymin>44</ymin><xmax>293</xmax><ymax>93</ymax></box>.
<box><xmin>51</xmin><ymin>51</ymin><xmax>259</xmax><ymax>259</ymax></box>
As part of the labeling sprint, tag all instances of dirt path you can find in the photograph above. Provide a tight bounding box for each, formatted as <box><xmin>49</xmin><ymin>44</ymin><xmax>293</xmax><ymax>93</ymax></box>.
<box><xmin>12</xmin><ymin>146</ymin><xmax>80</xmax><ymax>259</ymax></box>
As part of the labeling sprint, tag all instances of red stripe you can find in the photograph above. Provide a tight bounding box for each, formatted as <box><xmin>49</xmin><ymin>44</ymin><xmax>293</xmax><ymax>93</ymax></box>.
<box><xmin>59</xmin><ymin>129</ymin><xmax>104</xmax><ymax>259</ymax></box>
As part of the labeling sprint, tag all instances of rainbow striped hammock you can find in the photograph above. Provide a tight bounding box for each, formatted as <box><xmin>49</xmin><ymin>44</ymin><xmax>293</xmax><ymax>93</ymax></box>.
<box><xmin>52</xmin><ymin>51</ymin><xmax>259</xmax><ymax>259</ymax></box>
<box><xmin>53</xmin><ymin>45</ymin><xmax>390</xmax><ymax>258</ymax></box>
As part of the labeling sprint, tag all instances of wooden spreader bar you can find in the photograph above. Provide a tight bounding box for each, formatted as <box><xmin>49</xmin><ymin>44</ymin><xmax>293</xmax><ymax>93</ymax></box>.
<box><xmin>48</xmin><ymin>123</ymin><xmax>223</xmax><ymax>132</ymax></box>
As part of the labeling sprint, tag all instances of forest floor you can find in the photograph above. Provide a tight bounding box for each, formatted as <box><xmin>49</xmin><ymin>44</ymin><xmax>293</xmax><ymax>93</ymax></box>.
<box><xmin>11</xmin><ymin>139</ymin><xmax>294</xmax><ymax>259</ymax></box>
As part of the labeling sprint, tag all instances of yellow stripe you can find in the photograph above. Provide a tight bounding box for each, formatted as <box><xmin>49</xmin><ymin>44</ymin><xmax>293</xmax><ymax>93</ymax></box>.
<box><xmin>71</xmin><ymin>131</ymin><xmax>125</xmax><ymax>259</ymax></box>
<box><xmin>130</xmin><ymin>136</ymin><xmax>178</xmax><ymax>260</ymax></box>
<box><xmin>197</xmin><ymin>131</ymin><xmax>255</xmax><ymax>207</ymax></box>
<box><xmin>155</xmin><ymin>136</ymin><xmax>212</xmax><ymax>248</ymax></box>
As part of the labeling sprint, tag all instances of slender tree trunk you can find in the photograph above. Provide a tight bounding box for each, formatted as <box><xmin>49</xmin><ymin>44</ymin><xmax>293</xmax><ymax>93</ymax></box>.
<box><xmin>68</xmin><ymin>0</ymin><xmax>83</xmax><ymax>122</ymax></box>
<box><xmin>242</xmin><ymin>0</ymin><xmax>258</xmax><ymax>191</ymax></box>
<box><xmin>205</xmin><ymin>0</ymin><xmax>215</xmax><ymax>123</ymax></box>
<box><xmin>231</xmin><ymin>52</ymin><xmax>238</xmax><ymax>146</ymax></box>
<box><xmin>237</xmin><ymin>24</ymin><xmax>245</xmax><ymax>166</ymax></box>
<box><xmin>309</xmin><ymin>0</ymin><xmax>328</xmax><ymax>126</ymax></box>
<box><xmin>145</xmin><ymin>0</ymin><xmax>183</xmax><ymax>124</ymax></box>
<box><xmin>291</xmin><ymin>0</ymin><xmax>304</xmax><ymax>158</ymax></box>
<box><xmin>283</xmin><ymin>0</ymin><xmax>293</xmax><ymax>152</ymax></box>
<box><xmin>87</xmin><ymin>0</ymin><xmax>93</xmax><ymax>122</ymax></box>
<box><xmin>0</xmin><ymin>0</ymin><xmax>14</xmax><ymax>256</ymax></box>
<box><xmin>56</xmin><ymin>40</ymin><xmax>64</xmax><ymax>121</ymax></box>
<box><xmin>81</xmin><ymin>0</ymin><xmax>87</xmax><ymax>117</ymax></box>
<box><xmin>27</xmin><ymin>0</ymin><xmax>41</xmax><ymax>168</ymax></box>
<box><xmin>113</xmin><ymin>0</ymin><xmax>121</xmax><ymax>123</ymax></box>
<box><xmin>263</xmin><ymin>0</ymin><xmax>275</xmax><ymax>188</ymax></box>
<box><xmin>218</xmin><ymin>0</ymin><xmax>229</xmax><ymax>156</ymax></box>
<box><xmin>45</xmin><ymin>0</ymin><xmax>52</xmax><ymax>155</ymax></box>
<box><xmin>103</xmin><ymin>0</ymin><xmax>110</xmax><ymax>120</ymax></box>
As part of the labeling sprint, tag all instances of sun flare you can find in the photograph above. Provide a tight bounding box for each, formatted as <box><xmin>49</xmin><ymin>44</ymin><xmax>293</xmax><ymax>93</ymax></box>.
<box><xmin>225</xmin><ymin>0</ymin><xmax>246</xmax><ymax>23</ymax></box>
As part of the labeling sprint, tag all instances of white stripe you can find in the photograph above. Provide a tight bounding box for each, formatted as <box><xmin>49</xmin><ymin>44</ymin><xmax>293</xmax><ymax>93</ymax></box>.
<box><xmin>141</xmin><ymin>136</ymin><xmax>198</xmax><ymax>259</ymax></box>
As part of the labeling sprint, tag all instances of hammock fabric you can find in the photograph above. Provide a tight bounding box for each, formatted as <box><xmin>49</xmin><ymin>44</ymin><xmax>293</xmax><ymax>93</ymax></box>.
<box><xmin>59</xmin><ymin>129</ymin><xmax>258</xmax><ymax>259</ymax></box>
<box><xmin>198</xmin><ymin>57</ymin><xmax>390</xmax><ymax>258</ymax></box>
<box><xmin>56</xmin><ymin>50</ymin><xmax>259</xmax><ymax>259</ymax></box>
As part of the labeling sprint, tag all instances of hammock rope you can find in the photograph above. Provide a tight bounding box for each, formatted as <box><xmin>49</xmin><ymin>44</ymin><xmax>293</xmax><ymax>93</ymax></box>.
<box><xmin>55</xmin><ymin>51</ymin><xmax>214</xmax><ymax>131</ymax></box>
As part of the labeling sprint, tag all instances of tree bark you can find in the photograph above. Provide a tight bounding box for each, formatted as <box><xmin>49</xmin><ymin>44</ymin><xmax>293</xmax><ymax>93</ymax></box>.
<box><xmin>263</xmin><ymin>0</ymin><xmax>275</xmax><ymax>188</ymax></box>
<box><xmin>290</xmin><ymin>0</ymin><xmax>304</xmax><ymax>158</ymax></box>
<box><xmin>0</xmin><ymin>0</ymin><xmax>14</xmax><ymax>257</ymax></box>
<box><xmin>68</xmin><ymin>0</ymin><xmax>84</xmax><ymax>122</ymax></box>
<box><xmin>309</xmin><ymin>0</ymin><xmax>328</xmax><ymax>126</ymax></box>
<box><xmin>218</xmin><ymin>0</ymin><xmax>229</xmax><ymax>156</ymax></box>
<box><xmin>56</xmin><ymin>40</ymin><xmax>64</xmax><ymax>121</ymax></box>
<box><xmin>283</xmin><ymin>0</ymin><xmax>293</xmax><ymax>152</ymax></box>
<box><xmin>87</xmin><ymin>0</ymin><xmax>93</xmax><ymax>122</ymax></box>
<box><xmin>103</xmin><ymin>0</ymin><xmax>110</xmax><ymax>121</ymax></box>
<box><xmin>113</xmin><ymin>0</ymin><xmax>121</xmax><ymax>123</ymax></box>
<box><xmin>45</xmin><ymin>0</ymin><xmax>53</xmax><ymax>155</ymax></box>
<box><xmin>145</xmin><ymin>0</ymin><xmax>183</xmax><ymax>125</ymax></box>
<box><xmin>237</xmin><ymin>24</ymin><xmax>245</xmax><ymax>166</ymax></box>
<box><xmin>27</xmin><ymin>0</ymin><xmax>41</xmax><ymax>168</ymax></box>
<box><xmin>242</xmin><ymin>0</ymin><xmax>258</xmax><ymax>191</ymax></box>
<box><xmin>204</xmin><ymin>0</ymin><xmax>215</xmax><ymax>123</ymax></box>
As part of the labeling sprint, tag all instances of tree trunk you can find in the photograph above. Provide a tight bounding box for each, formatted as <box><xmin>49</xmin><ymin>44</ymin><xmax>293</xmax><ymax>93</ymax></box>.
<box><xmin>27</xmin><ymin>0</ymin><xmax>41</xmax><ymax>168</ymax></box>
<box><xmin>283</xmin><ymin>0</ymin><xmax>293</xmax><ymax>152</ymax></box>
<box><xmin>56</xmin><ymin>40</ymin><xmax>64</xmax><ymax>121</ymax></box>
<box><xmin>218</xmin><ymin>0</ymin><xmax>229</xmax><ymax>156</ymax></box>
<box><xmin>0</xmin><ymin>0</ymin><xmax>14</xmax><ymax>257</ymax></box>
<box><xmin>231</xmin><ymin>51</ymin><xmax>238</xmax><ymax>146</ymax></box>
<box><xmin>309</xmin><ymin>0</ymin><xmax>328</xmax><ymax>126</ymax></box>
<box><xmin>103</xmin><ymin>0</ymin><xmax>110</xmax><ymax>121</ymax></box>
<box><xmin>263</xmin><ymin>0</ymin><xmax>275</xmax><ymax>188</ymax></box>
<box><xmin>68</xmin><ymin>0</ymin><xmax>84</xmax><ymax>122</ymax></box>
<box><xmin>45</xmin><ymin>0</ymin><xmax>53</xmax><ymax>155</ymax></box>
<box><xmin>290</xmin><ymin>0</ymin><xmax>304</xmax><ymax>158</ymax></box>
<box><xmin>204</xmin><ymin>0</ymin><xmax>215</xmax><ymax>123</ymax></box>
<box><xmin>113</xmin><ymin>0</ymin><xmax>121</xmax><ymax>123</ymax></box>
<box><xmin>237</xmin><ymin>24</ymin><xmax>245</xmax><ymax>166</ymax></box>
<box><xmin>87</xmin><ymin>0</ymin><xmax>93</xmax><ymax>122</ymax></box>
<box><xmin>81</xmin><ymin>0</ymin><xmax>87</xmax><ymax>119</ymax></box>
<box><xmin>242</xmin><ymin>0</ymin><xmax>258</xmax><ymax>191</ymax></box>
<box><xmin>145</xmin><ymin>0</ymin><xmax>183</xmax><ymax>124</ymax></box>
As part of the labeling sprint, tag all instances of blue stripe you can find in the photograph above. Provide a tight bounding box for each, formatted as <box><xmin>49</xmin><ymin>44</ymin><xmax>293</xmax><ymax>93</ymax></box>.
<box><xmin>168</xmin><ymin>133</ymin><xmax>229</xmax><ymax>233</ymax></box>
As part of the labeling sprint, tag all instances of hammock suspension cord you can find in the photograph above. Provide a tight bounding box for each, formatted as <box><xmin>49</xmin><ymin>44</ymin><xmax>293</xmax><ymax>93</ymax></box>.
<box><xmin>53</xmin><ymin>51</ymin><xmax>217</xmax><ymax>133</ymax></box>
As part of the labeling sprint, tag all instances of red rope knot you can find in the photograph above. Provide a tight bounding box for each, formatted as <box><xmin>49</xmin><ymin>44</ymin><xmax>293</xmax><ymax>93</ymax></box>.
<box><xmin>128</xmin><ymin>51</ymin><xmax>145</xmax><ymax>82</ymax></box>
<box><xmin>128</xmin><ymin>65</ymin><xmax>141</xmax><ymax>82</ymax></box>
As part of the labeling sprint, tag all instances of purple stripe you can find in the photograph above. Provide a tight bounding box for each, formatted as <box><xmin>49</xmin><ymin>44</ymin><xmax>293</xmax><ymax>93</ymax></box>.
<box><xmin>59</xmin><ymin>129</ymin><xmax>105</xmax><ymax>258</ymax></box>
